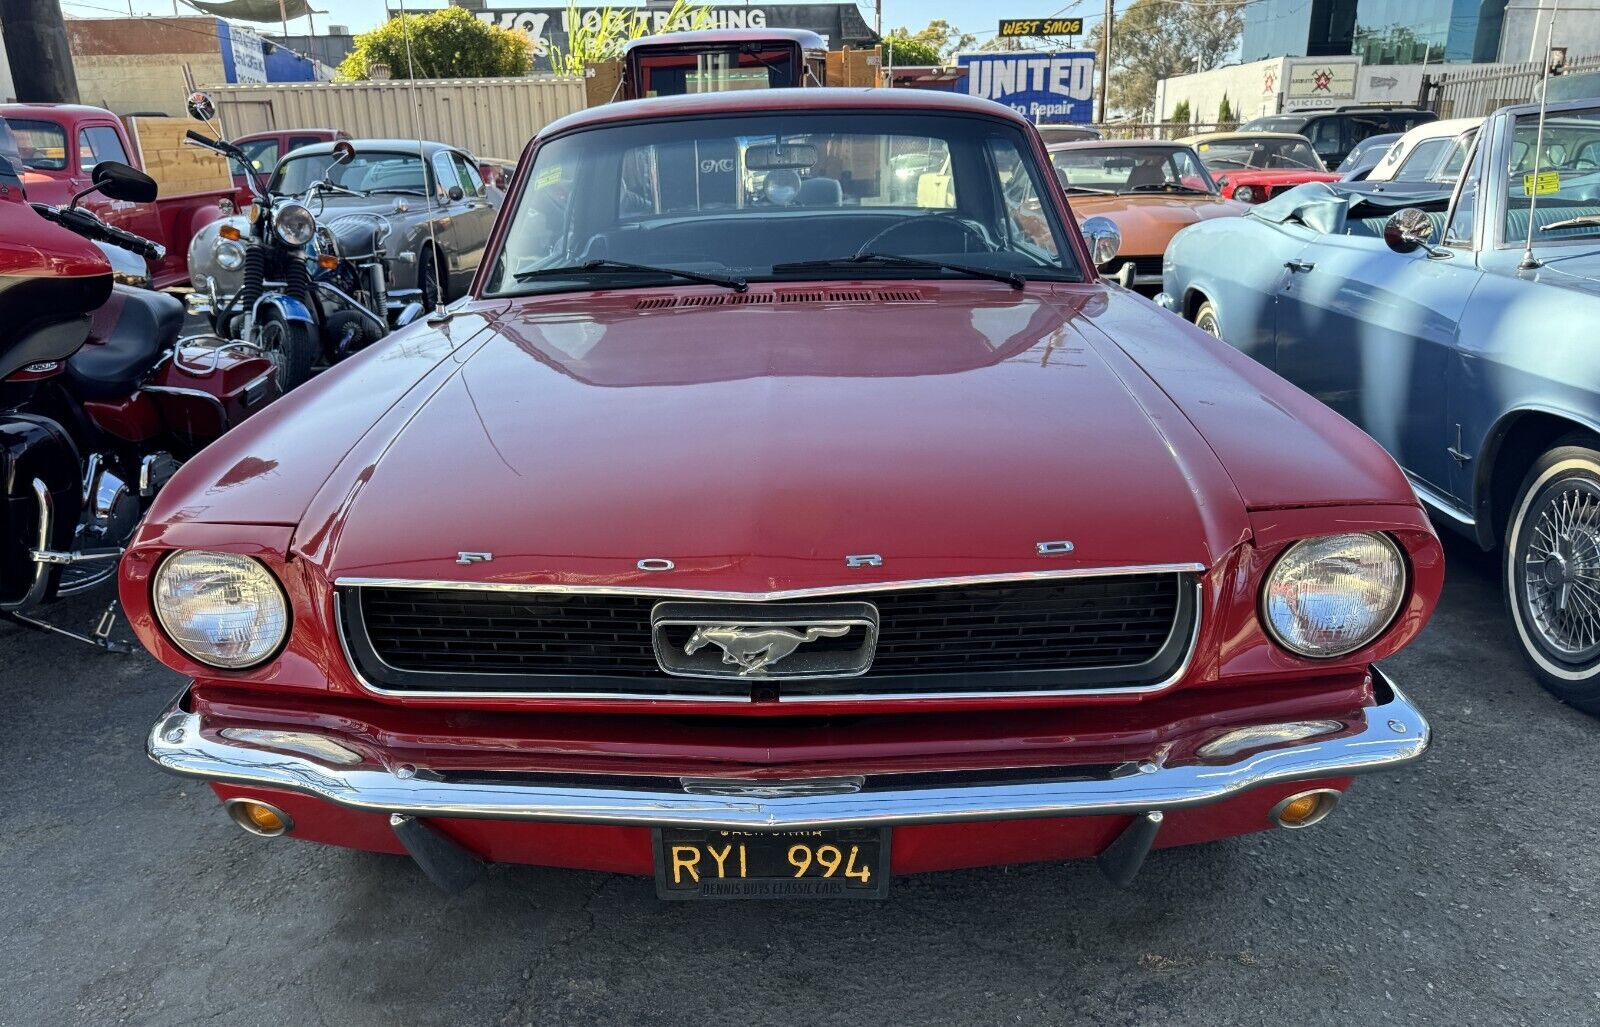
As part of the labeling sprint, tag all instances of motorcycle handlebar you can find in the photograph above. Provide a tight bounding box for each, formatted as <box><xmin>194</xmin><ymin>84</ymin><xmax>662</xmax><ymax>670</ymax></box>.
<box><xmin>32</xmin><ymin>202</ymin><xmax>165</xmax><ymax>262</ymax></box>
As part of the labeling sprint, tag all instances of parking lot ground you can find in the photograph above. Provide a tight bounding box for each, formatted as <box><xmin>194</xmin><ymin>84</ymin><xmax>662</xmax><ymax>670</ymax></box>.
<box><xmin>3</xmin><ymin>532</ymin><xmax>1598</xmax><ymax>1027</ymax></box>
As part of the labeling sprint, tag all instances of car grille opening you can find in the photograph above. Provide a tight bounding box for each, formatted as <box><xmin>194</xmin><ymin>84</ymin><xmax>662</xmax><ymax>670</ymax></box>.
<box><xmin>340</xmin><ymin>572</ymin><xmax>1196</xmax><ymax>700</ymax></box>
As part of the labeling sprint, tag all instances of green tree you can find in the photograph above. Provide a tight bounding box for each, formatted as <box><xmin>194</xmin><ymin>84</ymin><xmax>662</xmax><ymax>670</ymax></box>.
<box><xmin>547</xmin><ymin>1</ymin><xmax>715</xmax><ymax>77</ymax></box>
<box><xmin>338</xmin><ymin>6</ymin><xmax>533</xmax><ymax>80</ymax></box>
<box><xmin>1171</xmin><ymin>98</ymin><xmax>1190</xmax><ymax>124</ymax></box>
<box><xmin>1217</xmin><ymin>92</ymin><xmax>1235</xmax><ymax>125</ymax></box>
<box><xmin>882</xmin><ymin>33</ymin><xmax>943</xmax><ymax>67</ymax></box>
<box><xmin>899</xmin><ymin>19</ymin><xmax>975</xmax><ymax>60</ymax></box>
<box><xmin>1087</xmin><ymin>0</ymin><xmax>1246</xmax><ymax>118</ymax></box>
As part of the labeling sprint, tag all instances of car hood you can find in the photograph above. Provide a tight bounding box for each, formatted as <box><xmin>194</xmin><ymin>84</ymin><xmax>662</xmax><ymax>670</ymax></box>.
<box><xmin>1068</xmin><ymin>194</ymin><xmax>1247</xmax><ymax>254</ymax></box>
<box><xmin>149</xmin><ymin>284</ymin><xmax>1415</xmax><ymax>591</ymax></box>
<box><xmin>1533</xmin><ymin>248</ymin><xmax>1600</xmax><ymax>297</ymax></box>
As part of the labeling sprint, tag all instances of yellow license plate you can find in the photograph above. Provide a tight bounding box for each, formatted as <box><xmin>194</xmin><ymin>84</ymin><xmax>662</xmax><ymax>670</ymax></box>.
<box><xmin>653</xmin><ymin>827</ymin><xmax>889</xmax><ymax>900</ymax></box>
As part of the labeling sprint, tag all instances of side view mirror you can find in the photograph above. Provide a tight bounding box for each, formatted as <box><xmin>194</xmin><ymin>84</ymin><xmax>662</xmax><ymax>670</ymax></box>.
<box><xmin>92</xmin><ymin>161</ymin><xmax>157</xmax><ymax>203</ymax></box>
<box><xmin>447</xmin><ymin>184</ymin><xmax>464</xmax><ymax>202</ymax></box>
<box><xmin>332</xmin><ymin>140</ymin><xmax>356</xmax><ymax>167</ymax></box>
<box><xmin>1383</xmin><ymin>207</ymin><xmax>1435</xmax><ymax>254</ymax></box>
<box><xmin>186</xmin><ymin>91</ymin><xmax>216</xmax><ymax>124</ymax></box>
<box><xmin>1080</xmin><ymin>215</ymin><xmax>1121</xmax><ymax>267</ymax></box>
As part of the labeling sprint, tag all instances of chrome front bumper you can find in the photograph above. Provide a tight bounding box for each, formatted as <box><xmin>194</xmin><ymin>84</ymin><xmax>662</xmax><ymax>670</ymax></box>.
<box><xmin>147</xmin><ymin>669</ymin><xmax>1428</xmax><ymax>831</ymax></box>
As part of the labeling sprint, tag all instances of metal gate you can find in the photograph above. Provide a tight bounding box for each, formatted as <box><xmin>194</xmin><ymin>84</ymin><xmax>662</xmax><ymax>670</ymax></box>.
<box><xmin>1422</xmin><ymin>57</ymin><xmax>1600</xmax><ymax>119</ymax></box>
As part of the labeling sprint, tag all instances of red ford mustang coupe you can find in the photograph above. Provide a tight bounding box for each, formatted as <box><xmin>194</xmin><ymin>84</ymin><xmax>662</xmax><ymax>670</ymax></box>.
<box><xmin>129</xmin><ymin>89</ymin><xmax>1441</xmax><ymax>899</ymax></box>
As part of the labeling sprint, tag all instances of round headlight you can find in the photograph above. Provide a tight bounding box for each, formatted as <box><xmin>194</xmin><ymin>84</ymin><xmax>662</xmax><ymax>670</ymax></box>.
<box><xmin>1234</xmin><ymin>185</ymin><xmax>1257</xmax><ymax>203</ymax></box>
<box><xmin>274</xmin><ymin>203</ymin><xmax>317</xmax><ymax>247</ymax></box>
<box><xmin>153</xmin><ymin>551</ymin><xmax>290</xmax><ymax>669</ymax></box>
<box><xmin>214</xmin><ymin>237</ymin><xmax>245</xmax><ymax>271</ymax></box>
<box><xmin>1262</xmin><ymin>533</ymin><xmax>1406</xmax><ymax>658</ymax></box>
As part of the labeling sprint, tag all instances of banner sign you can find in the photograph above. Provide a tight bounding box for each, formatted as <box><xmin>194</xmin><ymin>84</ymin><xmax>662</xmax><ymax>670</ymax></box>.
<box><xmin>222</xmin><ymin>24</ymin><xmax>268</xmax><ymax>85</ymax></box>
<box><xmin>958</xmin><ymin>51</ymin><xmax>1095</xmax><ymax>123</ymax></box>
<box><xmin>1283</xmin><ymin>57</ymin><xmax>1359</xmax><ymax>109</ymax></box>
<box><xmin>997</xmin><ymin>18</ymin><xmax>1083</xmax><ymax>37</ymax></box>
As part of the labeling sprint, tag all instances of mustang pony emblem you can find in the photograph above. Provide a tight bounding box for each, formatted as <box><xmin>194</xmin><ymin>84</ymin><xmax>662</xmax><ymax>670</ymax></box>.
<box><xmin>684</xmin><ymin>625</ymin><xmax>852</xmax><ymax>675</ymax></box>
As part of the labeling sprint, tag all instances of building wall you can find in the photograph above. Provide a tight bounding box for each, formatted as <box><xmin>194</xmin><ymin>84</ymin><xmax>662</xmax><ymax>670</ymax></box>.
<box><xmin>1498</xmin><ymin>1</ymin><xmax>1600</xmax><ymax>63</ymax></box>
<box><xmin>0</xmin><ymin>32</ymin><xmax>16</xmax><ymax>102</ymax></box>
<box><xmin>67</xmin><ymin>17</ymin><xmax>229</xmax><ymax>115</ymax></box>
<box><xmin>1155</xmin><ymin>58</ymin><xmax>1288</xmax><ymax>123</ymax></box>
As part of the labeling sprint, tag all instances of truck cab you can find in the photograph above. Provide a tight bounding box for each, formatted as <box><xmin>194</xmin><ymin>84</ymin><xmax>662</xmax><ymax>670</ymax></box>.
<box><xmin>620</xmin><ymin>28</ymin><xmax>827</xmax><ymax>99</ymax></box>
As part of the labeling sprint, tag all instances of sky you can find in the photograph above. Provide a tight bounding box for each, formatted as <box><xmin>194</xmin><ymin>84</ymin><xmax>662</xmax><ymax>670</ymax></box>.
<box><xmin>61</xmin><ymin>0</ymin><xmax>1110</xmax><ymax>43</ymax></box>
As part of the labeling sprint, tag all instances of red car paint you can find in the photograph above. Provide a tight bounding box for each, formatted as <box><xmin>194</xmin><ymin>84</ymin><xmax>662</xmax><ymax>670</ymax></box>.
<box><xmin>1215</xmin><ymin>168</ymin><xmax>1343</xmax><ymax>203</ymax></box>
<box><xmin>1</xmin><ymin>103</ymin><xmax>230</xmax><ymax>289</ymax></box>
<box><xmin>229</xmin><ymin>128</ymin><xmax>349</xmax><ymax>199</ymax></box>
<box><xmin>123</xmin><ymin>89</ymin><xmax>1442</xmax><ymax>883</ymax></box>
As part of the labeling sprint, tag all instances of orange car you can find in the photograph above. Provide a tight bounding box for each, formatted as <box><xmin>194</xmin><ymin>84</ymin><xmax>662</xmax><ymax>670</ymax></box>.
<box><xmin>1048</xmin><ymin>140</ymin><xmax>1248</xmax><ymax>292</ymax></box>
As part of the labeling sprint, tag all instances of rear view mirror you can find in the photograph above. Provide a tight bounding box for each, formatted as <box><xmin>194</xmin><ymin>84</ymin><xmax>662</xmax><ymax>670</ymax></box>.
<box><xmin>186</xmin><ymin>91</ymin><xmax>216</xmax><ymax>123</ymax></box>
<box><xmin>331</xmin><ymin>140</ymin><xmax>356</xmax><ymax>166</ymax></box>
<box><xmin>746</xmin><ymin>142</ymin><xmax>818</xmax><ymax>171</ymax></box>
<box><xmin>1383</xmin><ymin>207</ymin><xmax>1434</xmax><ymax>254</ymax></box>
<box><xmin>92</xmin><ymin>161</ymin><xmax>157</xmax><ymax>203</ymax></box>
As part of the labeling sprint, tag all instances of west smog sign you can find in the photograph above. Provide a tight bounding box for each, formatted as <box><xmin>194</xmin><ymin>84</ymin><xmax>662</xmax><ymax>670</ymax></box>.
<box><xmin>959</xmin><ymin>51</ymin><xmax>1095</xmax><ymax>124</ymax></box>
<box><xmin>997</xmin><ymin>18</ymin><xmax>1084</xmax><ymax>37</ymax></box>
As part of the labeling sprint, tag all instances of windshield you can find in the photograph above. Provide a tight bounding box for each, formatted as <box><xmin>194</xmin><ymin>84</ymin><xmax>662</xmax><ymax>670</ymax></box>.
<box><xmin>1506</xmin><ymin>108</ymin><xmax>1600</xmax><ymax>243</ymax></box>
<box><xmin>1241</xmin><ymin>117</ymin><xmax>1304</xmax><ymax>133</ymax></box>
<box><xmin>271</xmin><ymin>150</ymin><xmax>431</xmax><ymax>196</ymax></box>
<box><xmin>485</xmin><ymin>111</ymin><xmax>1081</xmax><ymax>296</ymax></box>
<box><xmin>1049</xmin><ymin>145</ymin><xmax>1216</xmax><ymax>194</ymax></box>
<box><xmin>5</xmin><ymin>118</ymin><xmax>68</xmax><ymax>171</ymax></box>
<box><xmin>1194</xmin><ymin>136</ymin><xmax>1324</xmax><ymax>172</ymax></box>
<box><xmin>638</xmin><ymin>48</ymin><xmax>798</xmax><ymax>95</ymax></box>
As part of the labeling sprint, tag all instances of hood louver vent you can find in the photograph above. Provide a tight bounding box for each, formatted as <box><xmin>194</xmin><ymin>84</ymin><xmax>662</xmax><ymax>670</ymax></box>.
<box><xmin>635</xmin><ymin>289</ymin><xmax>925</xmax><ymax>310</ymax></box>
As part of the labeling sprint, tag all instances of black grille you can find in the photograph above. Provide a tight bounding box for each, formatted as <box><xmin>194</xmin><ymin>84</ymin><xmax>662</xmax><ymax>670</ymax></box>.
<box><xmin>342</xmin><ymin>573</ymin><xmax>1195</xmax><ymax>699</ymax></box>
<box><xmin>1115</xmin><ymin>256</ymin><xmax>1165</xmax><ymax>279</ymax></box>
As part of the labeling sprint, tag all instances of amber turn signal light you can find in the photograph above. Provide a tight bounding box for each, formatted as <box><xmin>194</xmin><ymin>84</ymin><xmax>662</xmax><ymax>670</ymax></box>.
<box><xmin>317</xmin><ymin>254</ymin><xmax>339</xmax><ymax>270</ymax></box>
<box><xmin>225</xmin><ymin>798</ymin><xmax>293</xmax><ymax>837</ymax></box>
<box><xmin>1269</xmin><ymin>788</ymin><xmax>1341</xmax><ymax>830</ymax></box>
<box><xmin>219</xmin><ymin>223</ymin><xmax>241</xmax><ymax>241</ymax></box>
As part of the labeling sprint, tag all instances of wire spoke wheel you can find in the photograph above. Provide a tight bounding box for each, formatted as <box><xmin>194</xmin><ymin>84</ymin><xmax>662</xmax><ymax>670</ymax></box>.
<box><xmin>1517</xmin><ymin>478</ymin><xmax>1600</xmax><ymax>664</ymax></box>
<box><xmin>258</xmin><ymin>318</ymin><xmax>290</xmax><ymax>390</ymax></box>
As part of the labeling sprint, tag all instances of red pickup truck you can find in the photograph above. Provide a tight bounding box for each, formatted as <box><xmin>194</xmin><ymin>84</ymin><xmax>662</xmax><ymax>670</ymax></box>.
<box><xmin>2</xmin><ymin>103</ymin><xmax>230</xmax><ymax>288</ymax></box>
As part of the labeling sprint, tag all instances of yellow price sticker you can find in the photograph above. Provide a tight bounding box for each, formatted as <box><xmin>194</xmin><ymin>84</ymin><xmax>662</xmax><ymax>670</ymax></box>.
<box><xmin>535</xmin><ymin>166</ymin><xmax>563</xmax><ymax>189</ymax></box>
<box><xmin>1523</xmin><ymin>170</ymin><xmax>1560</xmax><ymax>195</ymax></box>
<box><xmin>1198</xmin><ymin>143</ymin><xmax>1209</xmax><ymax>151</ymax></box>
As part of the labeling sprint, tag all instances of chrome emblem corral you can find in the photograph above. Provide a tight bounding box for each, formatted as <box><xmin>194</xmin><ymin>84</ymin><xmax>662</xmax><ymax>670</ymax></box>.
<box><xmin>845</xmin><ymin>554</ymin><xmax>882</xmax><ymax>568</ymax></box>
<box><xmin>685</xmin><ymin>625</ymin><xmax>851</xmax><ymax>675</ymax></box>
<box><xmin>1037</xmin><ymin>540</ymin><xmax>1076</xmax><ymax>556</ymax></box>
<box><xmin>652</xmin><ymin>601</ymin><xmax>879</xmax><ymax>681</ymax></box>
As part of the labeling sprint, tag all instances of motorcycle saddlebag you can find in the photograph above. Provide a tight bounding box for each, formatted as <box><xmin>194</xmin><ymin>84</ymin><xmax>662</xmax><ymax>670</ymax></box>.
<box><xmin>0</xmin><ymin>414</ymin><xmax>82</xmax><ymax>609</ymax></box>
<box><xmin>151</xmin><ymin>345</ymin><xmax>277</xmax><ymax>444</ymax></box>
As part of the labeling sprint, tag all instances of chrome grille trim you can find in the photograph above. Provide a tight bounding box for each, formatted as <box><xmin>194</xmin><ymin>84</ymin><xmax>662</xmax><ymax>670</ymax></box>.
<box><xmin>333</xmin><ymin>566</ymin><xmax>1207</xmax><ymax>702</ymax></box>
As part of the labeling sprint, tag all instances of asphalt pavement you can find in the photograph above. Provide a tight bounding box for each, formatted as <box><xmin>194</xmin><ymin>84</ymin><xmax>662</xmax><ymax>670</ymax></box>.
<box><xmin>3</xmin><ymin>532</ymin><xmax>1598</xmax><ymax>1027</ymax></box>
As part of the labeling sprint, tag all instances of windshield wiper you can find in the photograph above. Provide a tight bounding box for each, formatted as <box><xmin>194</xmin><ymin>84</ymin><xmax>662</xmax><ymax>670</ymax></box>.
<box><xmin>1064</xmin><ymin>185</ymin><xmax>1115</xmax><ymax>194</ymax></box>
<box><xmin>515</xmin><ymin>258</ymin><xmax>748</xmax><ymax>291</ymax></box>
<box><xmin>369</xmin><ymin>188</ymin><xmax>426</xmax><ymax>196</ymax></box>
<box><xmin>1541</xmin><ymin>215</ymin><xmax>1600</xmax><ymax>231</ymax></box>
<box><xmin>771</xmin><ymin>252</ymin><xmax>1025</xmax><ymax>289</ymax></box>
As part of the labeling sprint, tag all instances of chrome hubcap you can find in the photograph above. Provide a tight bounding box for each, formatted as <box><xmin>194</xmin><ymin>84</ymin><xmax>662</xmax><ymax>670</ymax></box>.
<box><xmin>1197</xmin><ymin>312</ymin><xmax>1220</xmax><ymax>338</ymax></box>
<box><xmin>1523</xmin><ymin>482</ymin><xmax>1600</xmax><ymax>658</ymax></box>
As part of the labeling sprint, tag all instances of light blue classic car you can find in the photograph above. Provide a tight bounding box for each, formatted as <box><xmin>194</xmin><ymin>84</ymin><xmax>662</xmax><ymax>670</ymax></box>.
<box><xmin>1159</xmin><ymin>98</ymin><xmax>1600</xmax><ymax>713</ymax></box>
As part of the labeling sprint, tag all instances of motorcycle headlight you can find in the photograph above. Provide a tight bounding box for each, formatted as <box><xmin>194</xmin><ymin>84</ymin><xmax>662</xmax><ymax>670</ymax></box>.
<box><xmin>1262</xmin><ymin>533</ymin><xmax>1406</xmax><ymax>658</ymax></box>
<box><xmin>153</xmin><ymin>551</ymin><xmax>290</xmax><ymax>669</ymax></box>
<box><xmin>214</xmin><ymin>237</ymin><xmax>245</xmax><ymax>271</ymax></box>
<box><xmin>274</xmin><ymin>202</ymin><xmax>317</xmax><ymax>247</ymax></box>
<box><xmin>1234</xmin><ymin>185</ymin><xmax>1257</xmax><ymax>203</ymax></box>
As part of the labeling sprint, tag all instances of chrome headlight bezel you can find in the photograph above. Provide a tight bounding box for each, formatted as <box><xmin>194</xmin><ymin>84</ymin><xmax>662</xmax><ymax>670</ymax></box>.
<box><xmin>1234</xmin><ymin>185</ymin><xmax>1257</xmax><ymax>203</ymax></box>
<box><xmin>1261</xmin><ymin>532</ymin><xmax>1407</xmax><ymax>659</ymax></box>
<box><xmin>213</xmin><ymin>237</ymin><xmax>246</xmax><ymax>271</ymax></box>
<box><xmin>274</xmin><ymin>202</ymin><xmax>317</xmax><ymax>247</ymax></box>
<box><xmin>152</xmin><ymin>550</ymin><xmax>291</xmax><ymax>670</ymax></box>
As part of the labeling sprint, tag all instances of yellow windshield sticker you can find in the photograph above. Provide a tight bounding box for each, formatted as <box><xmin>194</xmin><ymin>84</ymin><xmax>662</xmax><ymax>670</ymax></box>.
<box><xmin>535</xmin><ymin>166</ymin><xmax>563</xmax><ymax>189</ymax></box>
<box><xmin>1523</xmin><ymin>170</ymin><xmax>1560</xmax><ymax>195</ymax></box>
<box><xmin>1198</xmin><ymin>143</ymin><xmax>1209</xmax><ymax>151</ymax></box>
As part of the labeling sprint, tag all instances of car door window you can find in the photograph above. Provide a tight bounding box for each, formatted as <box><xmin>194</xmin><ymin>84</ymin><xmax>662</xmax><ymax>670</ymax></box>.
<box><xmin>1393</xmin><ymin>138</ymin><xmax>1452</xmax><ymax>181</ymax></box>
<box><xmin>1443</xmin><ymin>132</ymin><xmax>1486</xmax><ymax>246</ymax></box>
<box><xmin>286</xmin><ymin>135</ymin><xmax>323</xmax><ymax>153</ymax></box>
<box><xmin>1307</xmin><ymin>119</ymin><xmax>1344</xmax><ymax>163</ymax></box>
<box><xmin>451</xmin><ymin>153</ymin><xmax>485</xmax><ymax>197</ymax></box>
<box><xmin>987</xmin><ymin>137</ymin><xmax>1061</xmax><ymax>256</ymax></box>
<box><xmin>233</xmin><ymin>138</ymin><xmax>279</xmax><ymax>178</ymax></box>
<box><xmin>431</xmin><ymin>152</ymin><xmax>459</xmax><ymax>200</ymax></box>
<box><xmin>78</xmin><ymin>125</ymin><xmax>129</xmax><ymax>174</ymax></box>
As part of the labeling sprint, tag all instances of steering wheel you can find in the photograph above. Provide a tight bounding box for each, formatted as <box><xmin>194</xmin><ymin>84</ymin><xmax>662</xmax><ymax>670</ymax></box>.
<box><xmin>852</xmin><ymin>210</ymin><xmax>992</xmax><ymax>258</ymax></box>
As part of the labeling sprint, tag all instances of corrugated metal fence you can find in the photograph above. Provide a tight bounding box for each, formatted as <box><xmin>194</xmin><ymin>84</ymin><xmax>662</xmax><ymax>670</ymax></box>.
<box><xmin>1424</xmin><ymin>56</ymin><xmax>1600</xmax><ymax>118</ymax></box>
<box><xmin>209</xmin><ymin>77</ymin><xmax>588</xmax><ymax>161</ymax></box>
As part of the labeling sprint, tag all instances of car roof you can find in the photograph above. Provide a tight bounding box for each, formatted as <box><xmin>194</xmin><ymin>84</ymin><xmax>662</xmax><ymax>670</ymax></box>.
<box><xmin>1181</xmin><ymin>132</ymin><xmax>1310</xmax><ymax>143</ymax></box>
<box><xmin>282</xmin><ymin>138</ymin><xmax>462</xmax><ymax>158</ymax></box>
<box><xmin>622</xmin><ymin>27</ymin><xmax>827</xmax><ymax>53</ymax></box>
<box><xmin>1392</xmin><ymin>116</ymin><xmax>1481</xmax><ymax>146</ymax></box>
<box><xmin>539</xmin><ymin>87</ymin><xmax>1032</xmax><ymax>139</ymax></box>
<box><xmin>1047</xmin><ymin>139</ymin><xmax>1187</xmax><ymax>151</ymax></box>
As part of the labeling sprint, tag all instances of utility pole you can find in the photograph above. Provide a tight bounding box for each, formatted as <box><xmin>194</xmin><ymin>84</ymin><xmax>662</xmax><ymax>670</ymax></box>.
<box><xmin>2</xmin><ymin>0</ymin><xmax>81</xmax><ymax>103</ymax></box>
<box><xmin>1098</xmin><ymin>0</ymin><xmax>1113</xmax><ymax>122</ymax></box>
<box><xmin>875</xmin><ymin>0</ymin><xmax>882</xmax><ymax>38</ymax></box>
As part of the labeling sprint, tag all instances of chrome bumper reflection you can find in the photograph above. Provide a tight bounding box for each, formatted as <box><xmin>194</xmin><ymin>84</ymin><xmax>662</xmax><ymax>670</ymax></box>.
<box><xmin>146</xmin><ymin>668</ymin><xmax>1428</xmax><ymax>830</ymax></box>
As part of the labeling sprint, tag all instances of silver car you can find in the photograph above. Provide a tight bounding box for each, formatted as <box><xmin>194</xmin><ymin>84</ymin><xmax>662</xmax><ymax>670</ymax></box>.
<box><xmin>188</xmin><ymin>139</ymin><xmax>501</xmax><ymax>319</ymax></box>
